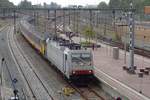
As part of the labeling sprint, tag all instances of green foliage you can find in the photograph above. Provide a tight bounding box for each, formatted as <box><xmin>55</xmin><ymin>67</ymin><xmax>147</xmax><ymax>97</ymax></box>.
<box><xmin>0</xmin><ymin>0</ymin><xmax>14</xmax><ymax>8</ymax></box>
<box><xmin>43</xmin><ymin>2</ymin><xmax>61</xmax><ymax>8</ymax></box>
<box><xmin>109</xmin><ymin>0</ymin><xmax>121</xmax><ymax>8</ymax></box>
<box><xmin>82</xmin><ymin>26</ymin><xmax>95</xmax><ymax>42</ymax></box>
<box><xmin>80</xmin><ymin>41</ymin><xmax>94</xmax><ymax>47</ymax></box>
<box><xmin>110</xmin><ymin>32</ymin><xmax>120</xmax><ymax>41</ymax></box>
<box><xmin>18</xmin><ymin>0</ymin><xmax>32</xmax><ymax>8</ymax></box>
<box><xmin>107</xmin><ymin>0</ymin><xmax>150</xmax><ymax>12</ymax></box>
<box><xmin>144</xmin><ymin>0</ymin><xmax>150</xmax><ymax>6</ymax></box>
<box><xmin>119</xmin><ymin>0</ymin><xmax>130</xmax><ymax>8</ymax></box>
<box><xmin>97</xmin><ymin>2</ymin><xmax>108</xmax><ymax>9</ymax></box>
<box><xmin>105</xmin><ymin>0</ymin><xmax>145</xmax><ymax>20</ymax></box>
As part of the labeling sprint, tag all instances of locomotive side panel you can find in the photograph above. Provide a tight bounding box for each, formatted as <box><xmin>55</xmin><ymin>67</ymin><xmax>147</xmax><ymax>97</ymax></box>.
<box><xmin>46</xmin><ymin>42</ymin><xmax>65</xmax><ymax>74</ymax></box>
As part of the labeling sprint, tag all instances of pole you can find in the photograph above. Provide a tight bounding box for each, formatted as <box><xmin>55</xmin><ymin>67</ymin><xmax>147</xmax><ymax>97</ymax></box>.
<box><xmin>112</xmin><ymin>10</ymin><xmax>116</xmax><ymax>36</ymax></box>
<box><xmin>36</xmin><ymin>12</ymin><xmax>39</xmax><ymax>27</ymax></box>
<box><xmin>104</xmin><ymin>17</ymin><xmax>106</xmax><ymax>36</ymax></box>
<box><xmin>95</xmin><ymin>12</ymin><xmax>99</xmax><ymax>50</ymax></box>
<box><xmin>1</xmin><ymin>58</ymin><xmax>5</xmax><ymax>100</ymax></box>
<box><xmin>124</xmin><ymin>31</ymin><xmax>127</xmax><ymax>65</ymax></box>
<box><xmin>89</xmin><ymin>10</ymin><xmax>93</xmax><ymax>44</ymax></box>
<box><xmin>63</xmin><ymin>10</ymin><xmax>65</xmax><ymax>34</ymax></box>
<box><xmin>14</xmin><ymin>10</ymin><xmax>16</xmax><ymax>34</ymax></box>
<box><xmin>89</xmin><ymin>10</ymin><xmax>92</xmax><ymax>30</ymax></box>
<box><xmin>128</xmin><ymin>0</ymin><xmax>135</xmax><ymax>73</ymax></box>
<box><xmin>69</xmin><ymin>10</ymin><xmax>70</xmax><ymax>26</ymax></box>
<box><xmin>76</xmin><ymin>9</ymin><xmax>79</xmax><ymax>34</ymax></box>
<box><xmin>142</xmin><ymin>36</ymin><xmax>146</xmax><ymax>68</ymax></box>
<box><xmin>54</xmin><ymin>10</ymin><xmax>57</xmax><ymax>38</ymax></box>
<box><xmin>78</xmin><ymin>9</ymin><xmax>81</xmax><ymax>43</ymax></box>
<box><xmin>1</xmin><ymin>58</ymin><xmax>5</xmax><ymax>85</ymax></box>
<box><xmin>74</xmin><ymin>9</ymin><xmax>76</xmax><ymax>32</ymax></box>
<box><xmin>124</xmin><ymin>14</ymin><xmax>128</xmax><ymax>65</ymax></box>
<box><xmin>44</xmin><ymin>10</ymin><xmax>47</xmax><ymax>33</ymax></box>
<box><xmin>76</xmin><ymin>9</ymin><xmax>80</xmax><ymax>43</ymax></box>
<box><xmin>47</xmin><ymin>10</ymin><xmax>50</xmax><ymax>20</ymax></box>
<box><xmin>47</xmin><ymin>10</ymin><xmax>50</xmax><ymax>33</ymax></box>
<box><xmin>3</xmin><ymin>9</ymin><xmax>5</xmax><ymax>18</ymax></box>
<box><xmin>34</xmin><ymin>10</ymin><xmax>36</xmax><ymax>26</ymax></box>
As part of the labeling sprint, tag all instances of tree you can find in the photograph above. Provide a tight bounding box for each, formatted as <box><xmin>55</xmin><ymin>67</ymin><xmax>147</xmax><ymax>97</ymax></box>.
<box><xmin>43</xmin><ymin>2</ymin><xmax>47</xmax><ymax>8</ymax></box>
<box><xmin>82</xmin><ymin>26</ymin><xmax>95</xmax><ymax>42</ymax></box>
<box><xmin>0</xmin><ymin>0</ymin><xmax>14</xmax><ymax>8</ymax></box>
<box><xmin>109</xmin><ymin>0</ymin><xmax>121</xmax><ymax>8</ymax></box>
<box><xmin>97</xmin><ymin>1</ymin><xmax>108</xmax><ymax>9</ymax></box>
<box><xmin>119</xmin><ymin>0</ymin><xmax>130</xmax><ymax>8</ymax></box>
<box><xmin>144</xmin><ymin>0</ymin><xmax>150</xmax><ymax>6</ymax></box>
<box><xmin>43</xmin><ymin>2</ymin><xmax>61</xmax><ymax>8</ymax></box>
<box><xmin>18</xmin><ymin>0</ymin><xmax>32</xmax><ymax>8</ymax></box>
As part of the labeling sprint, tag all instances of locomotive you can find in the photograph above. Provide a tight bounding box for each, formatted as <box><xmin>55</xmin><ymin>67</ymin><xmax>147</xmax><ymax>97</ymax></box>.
<box><xmin>20</xmin><ymin>18</ymin><xmax>94</xmax><ymax>81</ymax></box>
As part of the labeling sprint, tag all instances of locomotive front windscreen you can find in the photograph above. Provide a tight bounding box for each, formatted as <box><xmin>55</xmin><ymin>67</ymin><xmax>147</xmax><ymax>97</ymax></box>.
<box><xmin>71</xmin><ymin>53</ymin><xmax>92</xmax><ymax>66</ymax></box>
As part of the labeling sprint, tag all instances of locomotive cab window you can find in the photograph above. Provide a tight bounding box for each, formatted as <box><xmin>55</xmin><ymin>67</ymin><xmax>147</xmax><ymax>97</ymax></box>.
<box><xmin>81</xmin><ymin>53</ymin><xmax>91</xmax><ymax>61</ymax></box>
<box><xmin>71</xmin><ymin>53</ymin><xmax>92</xmax><ymax>66</ymax></box>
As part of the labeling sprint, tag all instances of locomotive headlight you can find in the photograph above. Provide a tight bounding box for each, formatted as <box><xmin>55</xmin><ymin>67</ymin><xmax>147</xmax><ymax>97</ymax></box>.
<box><xmin>73</xmin><ymin>71</ymin><xmax>76</xmax><ymax>74</ymax></box>
<box><xmin>89</xmin><ymin>70</ymin><xmax>92</xmax><ymax>73</ymax></box>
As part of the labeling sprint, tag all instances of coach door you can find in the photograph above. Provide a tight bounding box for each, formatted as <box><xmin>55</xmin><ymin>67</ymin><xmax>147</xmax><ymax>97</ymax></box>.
<box><xmin>40</xmin><ymin>40</ymin><xmax>45</xmax><ymax>55</ymax></box>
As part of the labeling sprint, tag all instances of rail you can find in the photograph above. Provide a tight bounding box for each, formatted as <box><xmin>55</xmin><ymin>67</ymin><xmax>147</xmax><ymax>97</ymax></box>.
<box><xmin>7</xmin><ymin>25</ymin><xmax>54</xmax><ymax>100</ymax></box>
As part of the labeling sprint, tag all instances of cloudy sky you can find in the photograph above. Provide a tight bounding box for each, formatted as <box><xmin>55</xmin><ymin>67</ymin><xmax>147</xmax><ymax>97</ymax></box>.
<box><xmin>9</xmin><ymin>0</ymin><xmax>109</xmax><ymax>7</ymax></box>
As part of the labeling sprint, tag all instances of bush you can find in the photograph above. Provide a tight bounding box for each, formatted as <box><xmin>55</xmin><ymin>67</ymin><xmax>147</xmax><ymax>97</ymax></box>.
<box><xmin>80</xmin><ymin>41</ymin><xmax>94</xmax><ymax>48</ymax></box>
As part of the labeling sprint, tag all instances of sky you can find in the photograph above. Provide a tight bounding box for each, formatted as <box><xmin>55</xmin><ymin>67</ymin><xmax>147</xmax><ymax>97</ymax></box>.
<box><xmin>9</xmin><ymin>0</ymin><xmax>109</xmax><ymax>7</ymax></box>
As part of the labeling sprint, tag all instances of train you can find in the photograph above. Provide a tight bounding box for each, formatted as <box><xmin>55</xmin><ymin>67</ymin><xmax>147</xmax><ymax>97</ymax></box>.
<box><xmin>20</xmin><ymin>18</ymin><xmax>94</xmax><ymax>82</ymax></box>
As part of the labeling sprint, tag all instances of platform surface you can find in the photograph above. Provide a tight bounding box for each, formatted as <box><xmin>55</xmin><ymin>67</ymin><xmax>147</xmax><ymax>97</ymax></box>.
<box><xmin>93</xmin><ymin>45</ymin><xmax>150</xmax><ymax>100</ymax></box>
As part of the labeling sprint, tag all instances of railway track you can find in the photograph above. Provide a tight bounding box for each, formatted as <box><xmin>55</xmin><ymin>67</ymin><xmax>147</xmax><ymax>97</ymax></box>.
<box><xmin>14</xmin><ymin>32</ymin><xmax>54</xmax><ymax>100</ymax></box>
<box><xmin>68</xmin><ymin>82</ymin><xmax>105</xmax><ymax>100</ymax></box>
<box><xmin>87</xmin><ymin>85</ymin><xmax>105</xmax><ymax>100</ymax></box>
<box><xmin>7</xmin><ymin>26</ymin><xmax>54</xmax><ymax>100</ymax></box>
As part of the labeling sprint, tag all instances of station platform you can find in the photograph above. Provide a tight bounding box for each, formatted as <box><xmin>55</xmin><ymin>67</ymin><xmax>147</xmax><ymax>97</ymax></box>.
<box><xmin>60</xmin><ymin>34</ymin><xmax>150</xmax><ymax>100</ymax></box>
<box><xmin>93</xmin><ymin>45</ymin><xmax>150</xmax><ymax>100</ymax></box>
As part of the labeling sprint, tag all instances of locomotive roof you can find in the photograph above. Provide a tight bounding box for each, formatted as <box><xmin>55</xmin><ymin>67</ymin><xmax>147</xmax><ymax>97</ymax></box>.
<box><xmin>47</xmin><ymin>37</ymin><xmax>91</xmax><ymax>55</ymax></box>
<box><xmin>49</xmin><ymin>37</ymin><xmax>81</xmax><ymax>50</ymax></box>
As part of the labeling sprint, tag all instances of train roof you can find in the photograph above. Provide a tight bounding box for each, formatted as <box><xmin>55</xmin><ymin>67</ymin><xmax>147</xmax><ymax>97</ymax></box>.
<box><xmin>46</xmin><ymin>36</ymin><xmax>92</xmax><ymax>54</ymax></box>
<box><xmin>48</xmin><ymin>37</ymin><xmax>82</xmax><ymax>50</ymax></box>
<box><xmin>21</xmin><ymin>17</ymin><xmax>45</xmax><ymax>41</ymax></box>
